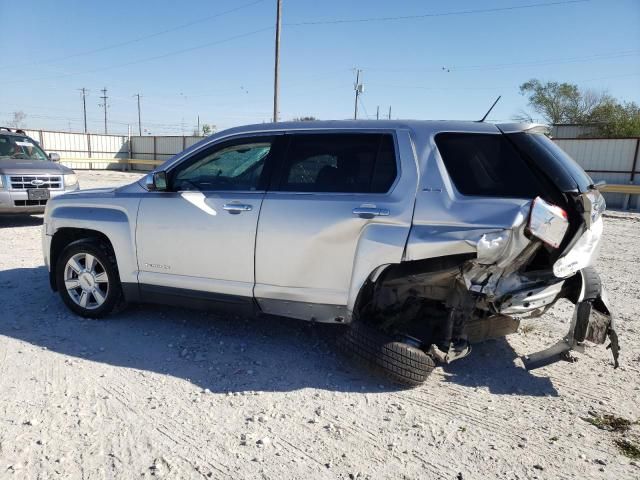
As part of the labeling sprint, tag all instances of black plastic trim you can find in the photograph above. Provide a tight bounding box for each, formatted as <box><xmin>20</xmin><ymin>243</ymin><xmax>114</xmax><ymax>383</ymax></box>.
<box><xmin>125</xmin><ymin>283</ymin><xmax>256</xmax><ymax>315</ymax></box>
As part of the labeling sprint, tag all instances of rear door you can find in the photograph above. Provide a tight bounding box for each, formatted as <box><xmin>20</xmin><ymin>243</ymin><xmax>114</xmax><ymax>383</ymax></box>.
<box><xmin>254</xmin><ymin>130</ymin><xmax>417</xmax><ymax>321</ymax></box>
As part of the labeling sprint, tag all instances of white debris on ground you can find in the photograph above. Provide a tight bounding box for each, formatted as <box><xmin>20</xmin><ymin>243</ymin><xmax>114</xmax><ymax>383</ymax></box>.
<box><xmin>0</xmin><ymin>170</ymin><xmax>638</xmax><ymax>479</ymax></box>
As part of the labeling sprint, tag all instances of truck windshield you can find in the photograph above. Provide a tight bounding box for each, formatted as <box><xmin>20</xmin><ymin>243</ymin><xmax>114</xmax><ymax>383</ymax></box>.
<box><xmin>0</xmin><ymin>134</ymin><xmax>49</xmax><ymax>161</ymax></box>
<box><xmin>507</xmin><ymin>133</ymin><xmax>594</xmax><ymax>193</ymax></box>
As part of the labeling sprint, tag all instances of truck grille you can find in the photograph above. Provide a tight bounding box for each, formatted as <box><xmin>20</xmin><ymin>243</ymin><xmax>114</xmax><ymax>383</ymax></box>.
<box><xmin>14</xmin><ymin>200</ymin><xmax>48</xmax><ymax>207</ymax></box>
<box><xmin>9</xmin><ymin>175</ymin><xmax>62</xmax><ymax>190</ymax></box>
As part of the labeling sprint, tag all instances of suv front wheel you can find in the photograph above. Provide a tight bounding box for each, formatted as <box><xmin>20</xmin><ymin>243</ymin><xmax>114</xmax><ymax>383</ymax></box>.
<box><xmin>56</xmin><ymin>239</ymin><xmax>122</xmax><ymax>318</ymax></box>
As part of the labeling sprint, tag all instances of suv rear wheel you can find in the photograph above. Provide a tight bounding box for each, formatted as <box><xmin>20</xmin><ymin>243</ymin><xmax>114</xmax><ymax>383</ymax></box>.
<box><xmin>56</xmin><ymin>239</ymin><xmax>122</xmax><ymax>318</ymax></box>
<box><xmin>339</xmin><ymin>321</ymin><xmax>436</xmax><ymax>386</ymax></box>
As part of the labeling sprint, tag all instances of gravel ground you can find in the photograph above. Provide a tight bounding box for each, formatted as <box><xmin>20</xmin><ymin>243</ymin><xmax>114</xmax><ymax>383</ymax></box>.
<box><xmin>0</xmin><ymin>170</ymin><xmax>638</xmax><ymax>479</ymax></box>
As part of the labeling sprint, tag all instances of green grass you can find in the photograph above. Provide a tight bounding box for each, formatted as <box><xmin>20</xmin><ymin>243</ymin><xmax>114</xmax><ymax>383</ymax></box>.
<box><xmin>583</xmin><ymin>413</ymin><xmax>634</xmax><ymax>433</ymax></box>
<box><xmin>615</xmin><ymin>439</ymin><xmax>640</xmax><ymax>460</ymax></box>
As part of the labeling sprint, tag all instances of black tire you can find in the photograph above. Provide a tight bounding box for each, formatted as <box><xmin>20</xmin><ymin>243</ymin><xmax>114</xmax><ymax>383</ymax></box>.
<box><xmin>339</xmin><ymin>321</ymin><xmax>435</xmax><ymax>386</ymax></box>
<box><xmin>55</xmin><ymin>239</ymin><xmax>122</xmax><ymax>318</ymax></box>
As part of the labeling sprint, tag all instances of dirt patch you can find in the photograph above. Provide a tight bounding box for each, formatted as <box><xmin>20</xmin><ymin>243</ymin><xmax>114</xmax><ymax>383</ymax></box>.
<box><xmin>0</xmin><ymin>171</ymin><xmax>639</xmax><ymax>479</ymax></box>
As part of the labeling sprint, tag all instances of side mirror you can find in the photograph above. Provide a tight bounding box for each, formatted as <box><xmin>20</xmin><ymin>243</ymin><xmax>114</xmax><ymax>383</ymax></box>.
<box><xmin>151</xmin><ymin>171</ymin><xmax>168</xmax><ymax>191</ymax></box>
<box><xmin>49</xmin><ymin>153</ymin><xmax>60</xmax><ymax>162</ymax></box>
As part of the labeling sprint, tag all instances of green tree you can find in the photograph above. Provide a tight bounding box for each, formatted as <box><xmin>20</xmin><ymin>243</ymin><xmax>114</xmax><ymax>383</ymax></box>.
<box><xmin>518</xmin><ymin>79</ymin><xmax>640</xmax><ymax>137</ymax></box>
<box><xmin>8</xmin><ymin>111</ymin><xmax>27</xmax><ymax>128</ymax></box>
<box><xmin>519</xmin><ymin>79</ymin><xmax>612</xmax><ymax>124</ymax></box>
<box><xmin>589</xmin><ymin>101</ymin><xmax>640</xmax><ymax>137</ymax></box>
<box><xmin>193</xmin><ymin>124</ymin><xmax>215</xmax><ymax>136</ymax></box>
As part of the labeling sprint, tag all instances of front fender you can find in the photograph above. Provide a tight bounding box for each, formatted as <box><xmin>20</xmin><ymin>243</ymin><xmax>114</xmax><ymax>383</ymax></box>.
<box><xmin>47</xmin><ymin>200</ymin><xmax>141</xmax><ymax>285</ymax></box>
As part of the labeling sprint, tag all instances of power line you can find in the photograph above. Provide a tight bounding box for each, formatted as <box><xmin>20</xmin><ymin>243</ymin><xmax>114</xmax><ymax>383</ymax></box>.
<box><xmin>0</xmin><ymin>0</ymin><xmax>266</xmax><ymax>72</ymax></box>
<box><xmin>273</xmin><ymin>0</ymin><xmax>282</xmax><ymax>122</ymax></box>
<box><xmin>134</xmin><ymin>93</ymin><xmax>142</xmax><ymax>136</ymax></box>
<box><xmin>285</xmin><ymin>0</ymin><xmax>589</xmax><ymax>26</ymax></box>
<box><xmin>353</xmin><ymin>69</ymin><xmax>363</xmax><ymax>120</ymax></box>
<box><xmin>0</xmin><ymin>26</ymin><xmax>274</xmax><ymax>86</ymax></box>
<box><xmin>364</xmin><ymin>50</ymin><xmax>640</xmax><ymax>74</ymax></box>
<box><xmin>78</xmin><ymin>88</ymin><xmax>88</xmax><ymax>133</ymax></box>
<box><xmin>357</xmin><ymin>95</ymin><xmax>370</xmax><ymax>119</ymax></box>
<box><xmin>99</xmin><ymin>88</ymin><xmax>108</xmax><ymax>134</ymax></box>
<box><xmin>368</xmin><ymin>71</ymin><xmax>640</xmax><ymax>92</ymax></box>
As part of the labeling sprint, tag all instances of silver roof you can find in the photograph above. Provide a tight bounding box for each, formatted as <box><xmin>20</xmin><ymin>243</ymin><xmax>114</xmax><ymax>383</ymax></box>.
<box><xmin>213</xmin><ymin>119</ymin><xmax>549</xmax><ymax>138</ymax></box>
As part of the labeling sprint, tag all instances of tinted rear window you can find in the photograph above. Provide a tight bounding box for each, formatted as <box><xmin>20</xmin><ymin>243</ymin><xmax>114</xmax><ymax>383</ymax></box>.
<box><xmin>278</xmin><ymin>133</ymin><xmax>397</xmax><ymax>193</ymax></box>
<box><xmin>434</xmin><ymin>132</ymin><xmax>545</xmax><ymax>198</ymax></box>
<box><xmin>507</xmin><ymin>133</ymin><xmax>593</xmax><ymax>193</ymax></box>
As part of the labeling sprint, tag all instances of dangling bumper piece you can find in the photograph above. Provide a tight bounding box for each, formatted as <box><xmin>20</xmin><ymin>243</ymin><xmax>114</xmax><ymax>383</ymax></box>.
<box><xmin>522</xmin><ymin>267</ymin><xmax>619</xmax><ymax>370</ymax></box>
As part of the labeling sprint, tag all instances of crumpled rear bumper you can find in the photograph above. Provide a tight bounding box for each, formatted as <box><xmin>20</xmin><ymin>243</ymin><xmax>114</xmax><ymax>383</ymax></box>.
<box><xmin>522</xmin><ymin>267</ymin><xmax>619</xmax><ymax>370</ymax></box>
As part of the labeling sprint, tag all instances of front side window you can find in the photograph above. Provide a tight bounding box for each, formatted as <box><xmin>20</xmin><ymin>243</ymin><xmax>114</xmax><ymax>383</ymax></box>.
<box><xmin>0</xmin><ymin>135</ymin><xmax>48</xmax><ymax>161</ymax></box>
<box><xmin>278</xmin><ymin>133</ymin><xmax>397</xmax><ymax>193</ymax></box>
<box><xmin>434</xmin><ymin>132</ymin><xmax>545</xmax><ymax>198</ymax></box>
<box><xmin>172</xmin><ymin>138</ymin><xmax>273</xmax><ymax>191</ymax></box>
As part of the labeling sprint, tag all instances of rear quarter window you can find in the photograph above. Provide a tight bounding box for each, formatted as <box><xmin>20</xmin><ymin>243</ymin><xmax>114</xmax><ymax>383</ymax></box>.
<box><xmin>507</xmin><ymin>132</ymin><xmax>592</xmax><ymax>193</ymax></box>
<box><xmin>434</xmin><ymin>132</ymin><xmax>545</xmax><ymax>198</ymax></box>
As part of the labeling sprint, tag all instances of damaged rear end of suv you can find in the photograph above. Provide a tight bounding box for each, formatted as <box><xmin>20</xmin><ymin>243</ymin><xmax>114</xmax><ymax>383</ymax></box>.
<box><xmin>344</xmin><ymin>122</ymin><xmax>618</xmax><ymax>385</ymax></box>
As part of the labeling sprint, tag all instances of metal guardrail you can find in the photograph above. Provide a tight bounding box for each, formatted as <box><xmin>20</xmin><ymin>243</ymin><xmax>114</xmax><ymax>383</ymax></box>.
<box><xmin>600</xmin><ymin>184</ymin><xmax>640</xmax><ymax>195</ymax></box>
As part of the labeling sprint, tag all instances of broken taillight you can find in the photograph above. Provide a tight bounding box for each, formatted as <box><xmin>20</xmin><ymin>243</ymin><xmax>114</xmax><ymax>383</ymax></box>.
<box><xmin>528</xmin><ymin>197</ymin><xmax>569</xmax><ymax>248</ymax></box>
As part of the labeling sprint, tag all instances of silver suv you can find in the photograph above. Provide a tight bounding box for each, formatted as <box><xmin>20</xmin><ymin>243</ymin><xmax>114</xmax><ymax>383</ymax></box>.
<box><xmin>42</xmin><ymin>120</ymin><xmax>618</xmax><ymax>385</ymax></box>
<box><xmin>0</xmin><ymin>128</ymin><xmax>79</xmax><ymax>213</ymax></box>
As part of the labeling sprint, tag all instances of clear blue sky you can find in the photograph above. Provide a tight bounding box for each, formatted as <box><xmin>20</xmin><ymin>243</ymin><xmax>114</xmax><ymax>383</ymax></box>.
<box><xmin>0</xmin><ymin>0</ymin><xmax>638</xmax><ymax>135</ymax></box>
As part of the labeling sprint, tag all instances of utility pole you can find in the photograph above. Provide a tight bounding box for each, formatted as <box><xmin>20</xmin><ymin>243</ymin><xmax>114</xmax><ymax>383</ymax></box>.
<box><xmin>273</xmin><ymin>0</ymin><xmax>282</xmax><ymax>122</ymax></box>
<box><xmin>388</xmin><ymin>105</ymin><xmax>392</xmax><ymax>120</ymax></box>
<box><xmin>376</xmin><ymin>106</ymin><xmax>379</xmax><ymax>120</ymax></box>
<box><xmin>197</xmin><ymin>115</ymin><xmax>201</xmax><ymax>136</ymax></box>
<box><xmin>134</xmin><ymin>93</ymin><xmax>142</xmax><ymax>136</ymax></box>
<box><xmin>99</xmin><ymin>88</ymin><xmax>108</xmax><ymax>134</ymax></box>
<box><xmin>353</xmin><ymin>69</ymin><xmax>363</xmax><ymax>120</ymax></box>
<box><xmin>79</xmin><ymin>88</ymin><xmax>88</xmax><ymax>133</ymax></box>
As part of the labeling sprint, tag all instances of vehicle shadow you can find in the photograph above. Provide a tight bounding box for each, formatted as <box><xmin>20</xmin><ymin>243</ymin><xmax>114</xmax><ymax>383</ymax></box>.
<box><xmin>0</xmin><ymin>266</ymin><xmax>557</xmax><ymax>397</ymax></box>
<box><xmin>0</xmin><ymin>266</ymin><xmax>399</xmax><ymax>394</ymax></box>
<box><xmin>441</xmin><ymin>337</ymin><xmax>558</xmax><ymax>396</ymax></box>
<box><xmin>0</xmin><ymin>214</ymin><xmax>43</xmax><ymax>228</ymax></box>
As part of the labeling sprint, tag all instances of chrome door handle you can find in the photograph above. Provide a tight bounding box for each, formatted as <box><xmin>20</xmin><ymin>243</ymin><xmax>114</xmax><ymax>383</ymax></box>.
<box><xmin>223</xmin><ymin>203</ymin><xmax>253</xmax><ymax>212</ymax></box>
<box><xmin>352</xmin><ymin>207</ymin><xmax>390</xmax><ymax>217</ymax></box>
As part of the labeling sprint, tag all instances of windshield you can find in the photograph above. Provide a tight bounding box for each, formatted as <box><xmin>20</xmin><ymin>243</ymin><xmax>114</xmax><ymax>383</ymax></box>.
<box><xmin>507</xmin><ymin>133</ymin><xmax>594</xmax><ymax>193</ymax></box>
<box><xmin>0</xmin><ymin>134</ymin><xmax>49</xmax><ymax>161</ymax></box>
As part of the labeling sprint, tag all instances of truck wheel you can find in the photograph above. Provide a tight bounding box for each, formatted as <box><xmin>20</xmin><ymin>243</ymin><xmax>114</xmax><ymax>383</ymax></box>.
<box><xmin>339</xmin><ymin>321</ymin><xmax>435</xmax><ymax>386</ymax></box>
<box><xmin>56</xmin><ymin>239</ymin><xmax>122</xmax><ymax>319</ymax></box>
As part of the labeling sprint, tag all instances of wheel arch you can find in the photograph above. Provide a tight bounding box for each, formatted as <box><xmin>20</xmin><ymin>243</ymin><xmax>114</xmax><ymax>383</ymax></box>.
<box><xmin>350</xmin><ymin>252</ymin><xmax>476</xmax><ymax>323</ymax></box>
<box><xmin>49</xmin><ymin>228</ymin><xmax>116</xmax><ymax>291</ymax></box>
<box><xmin>46</xmin><ymin>204</ymin><xmax>139</xmax><ymax>293</ymax></box>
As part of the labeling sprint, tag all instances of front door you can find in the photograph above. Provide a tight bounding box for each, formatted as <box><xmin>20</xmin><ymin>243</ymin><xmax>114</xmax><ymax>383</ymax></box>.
<box><xmin>136</xmin><ymin>134</ymin><xmax>281</xmax><ymax>300</ymax></box>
